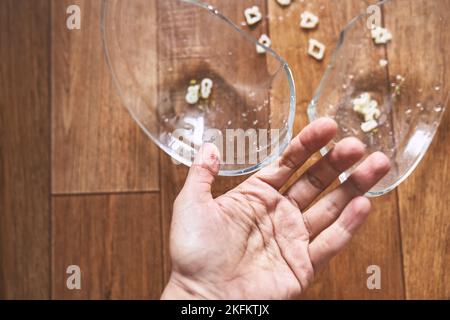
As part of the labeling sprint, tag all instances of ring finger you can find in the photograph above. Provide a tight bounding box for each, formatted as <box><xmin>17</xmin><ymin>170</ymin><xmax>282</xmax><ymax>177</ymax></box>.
<box><xmin>284</xmin><ymin>137</ymin><xmax>366</xmax><ymax>210</ymax></box>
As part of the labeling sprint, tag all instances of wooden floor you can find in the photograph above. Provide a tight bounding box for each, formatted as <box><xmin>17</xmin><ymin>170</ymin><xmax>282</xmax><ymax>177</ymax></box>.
<box><xmin>0</xmin><ymin>0</ymin><xmax>449</xmax><ymax>299</ymax></box>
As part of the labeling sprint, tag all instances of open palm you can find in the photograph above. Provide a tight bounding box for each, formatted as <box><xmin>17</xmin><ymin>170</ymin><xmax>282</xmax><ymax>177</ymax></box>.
<box><xmin>162</xmin><ymin>118</ymin><xmax>390</xmax><ymax>300</ymax></box>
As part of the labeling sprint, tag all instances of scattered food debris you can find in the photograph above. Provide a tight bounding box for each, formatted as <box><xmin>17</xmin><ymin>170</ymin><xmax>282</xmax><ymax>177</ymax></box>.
<box><xmin>392</xmin><ymin>75</ymin><xmax>405</xmax><ymax>96</ymax></box>
<box><xmin>379</xmin><ymin>59</ymin><xmax>389</xmax><ymax>67</ymax></box>
<box><xmin>256</xmin><ymin>34</ymin><xmax>272</xmax><ymax>54</ymax></box>
<box><xmin>244</xmin><ymin>6</ymin><xmax>262</xmax><ymax>26</ymax></box>
<box><xmin>185</xmin><ymin>83</ymin><xmax>200</xmax><ymax>105</ymax></box>
<box><xmin>308</xmin><ymin>38</ymin><xmax>326</xmax><ymax>60</ymax></box>
<box><xmin>300</xmin><ymin>11</ymin><xmax>319</xmax><ymax>29</ymax></box>
<box><xmin>361</xmin><ymin>119</ymin><xmax>379</xmax><ymax>133</ymax></box>
<box><xmin>352</xmin><ymin>92</ymin><xmax>382</xmax><ymax>133</ymax></box>
<box><xmin>186</xmin><ymin>78</ymin><xmax>214</xmax><ymax>104</ymax></box>
<box><xmin>200</xmin><ymin>78</ymin><xmax>213</xmax><ymax>99</ymax></box>
<box><xmin>276</xmin><ymin>0</ymin><xmax>292</xmax><ymax>6</ymax></box>
<box><xmin>371</xmin><ymin>26</ymin><xmax>392</xmax><ymax>44</ymax></box>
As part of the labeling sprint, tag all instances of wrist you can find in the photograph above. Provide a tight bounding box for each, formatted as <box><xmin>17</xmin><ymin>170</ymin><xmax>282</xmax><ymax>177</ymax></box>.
<box><xmin>161</xmin><ymin>273</ymin><xmax>220</xmax><ymax>300</ymax></box>
<box><xmin>161</xmin><ymin>278</ymin><xmax>200</xmax><ymax>300</ymax></box>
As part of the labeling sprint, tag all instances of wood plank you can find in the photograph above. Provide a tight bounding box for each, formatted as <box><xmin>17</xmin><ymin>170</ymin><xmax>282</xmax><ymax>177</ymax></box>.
<box><xmin>158</xmin><ymin>0</ymin><xmax>268</xmax><ymax>283</ymax></box>
<box><xmin>387</xmin><ymin>0</ymin><xmax>450</xmax><ymax>299</ymax></box>
<box><xmin>0</xmin><ymin>0</ymin><xmax>51</xmax><ymax>299</ymax></box>
<box><xmin>398</xmin><ymin>111</ymin><xmax>450</xmax><ymax>299</ymax></box>
<box><xmin>269</xmin><ymin>0</ymin><xmax>405</xmax><ymax>299</ymax></box>
<box><xmin>51</xmin><ymin>0</ymin><xmax>160</xmax><ymax>194</ymax></box>
<box><xmin>301</xmin><ymin>198</ymin><xmax>404</xmax><ymax>299</ymax></box>
<box><xmin>160</xmin><ymin>154</ymin><xmax>188</xmax><ymax>283</ymax></box>
<box><xmin>52</xmin><ymin>193</ymin><xmax>164</xmax><ymax>299</ymax></box>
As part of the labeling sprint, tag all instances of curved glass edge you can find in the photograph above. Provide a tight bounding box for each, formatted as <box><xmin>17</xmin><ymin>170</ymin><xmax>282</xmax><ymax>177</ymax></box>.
<box><xmin>337</xmin><ymin>115</ymin><xmax>445</xmax><ymax>198</ymax></box>
<box><xmin>219</xmin><ymin>64</ymin><xmax>297</xmax><ymax>176</ymax></box>
<box><xmin>306</xmin><ymin>0</ymin><xmax>447</xmax><ymax>197</ymax></box>
<box><xmin>101</xmin><ymin>0</ymin><xmax>297</xmax><ymax>177</ymax></box>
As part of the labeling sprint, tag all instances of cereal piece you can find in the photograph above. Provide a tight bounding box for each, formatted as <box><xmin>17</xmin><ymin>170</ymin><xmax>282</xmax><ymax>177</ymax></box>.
<box><xmin>308</xmin><ymin>39</ymin><xmax>325</xmax><ymax>60</ymax></box>
<box><xmin>367</xmin><ymin>99</ymin><xmax>378</xmax><ymax>110</ymax></box>
<box><xmin>244</xmin><ymin>6</ymin><xmax>262</xmax><ymax>26</ymax></box>
<box><xmin>371</xmin><ymin>26</ymin><xmax>393</xmax><ymax>44</ymax></box>
<box><xmin>256</xmin><ymin>34</ymin><xmax>272</xmax><ymax>54</ymax></box>
<box><xmin>354</xmin><ymin>92</ymin><xmax>371</xmax><ymax>105</ymax></box>
<box><xmin>200</xmin><ymin>78</ymin><xmax>213</xmax><ymax>99</ymax></box>
<box><xmin>352</xmin><ymin>93</ymin><xmax>371</xmax><ymax>112</ymax></box>
<box><xmin>185</xmin><ymin>84</ymin><xmax>200</xmax><ymax>105</ymax></box>
<box><xmin>300</xmin><ymin>11</ymin><xmax>319</xmax><ymax>29</ymax></box>
<box><xmin>364</xmin><ymin>108</ymin><xmax>381</xmax><ymax>122</ymax></box>
<box><xmin>352</xmin><ymin>92</ymin><xmax>382</xmax><ymax>127</ymax></box>
<box><xmin>361</xmin><ymin>119</ymin><xmax>378</xmax><ymax>133</ymax></box>
<box><xmin>276</xmin><ymin>0</ymin><xmax>292</xmax><ymax>6</ymax></box>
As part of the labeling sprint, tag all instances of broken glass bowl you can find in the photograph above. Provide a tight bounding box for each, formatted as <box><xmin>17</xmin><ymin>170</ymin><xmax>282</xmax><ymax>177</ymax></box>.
<box><xmin>308</xmin><ymin>0</ymin><xmax>449</xmax><ymax>197</ymax></box>
<box><xmin>101</xmin><ymin>0</ymin><xmax>296</xmax><ymax>176</ymax></box>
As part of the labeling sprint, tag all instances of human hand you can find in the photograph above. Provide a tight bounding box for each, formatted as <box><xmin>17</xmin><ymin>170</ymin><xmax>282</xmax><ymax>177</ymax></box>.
<box><xmin>161</xmin><ymin>118</ymin><xmax>390</xmax><ymax>300</ymax></box>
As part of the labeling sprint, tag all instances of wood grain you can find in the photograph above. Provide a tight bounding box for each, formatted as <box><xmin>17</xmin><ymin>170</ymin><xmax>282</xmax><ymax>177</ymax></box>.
<box><xmin>0</xmin><ymin>0</ymin><xmax>51</xmax><ymax>299</ymax></box>
<box><xmin>51</xmin><ymin>0</ymin><xmax>160</xmax><ymax>194</ymax></box>
<box><xmin>52</xmin><ymin>193</ymin><xmax>164</xmax><ymax>299</ymax></box>
<box><xmin>269</xmin><ymin>0</ymin><xmax>405</xmax><ymax>299</ymax></box>
<box><xmin>0</xmin><ymin>0</ymin><xmax>449</xmax><ymax>300</ymax></box>
<box><xmin>388</xmin><ymin>0</ymin><xmax>450</xmax><ymax>299</ymax></box>
<box><xmin>398</xmin><ymin>109</ymin><xmax>450</xmax><ymax>299</ymax></box>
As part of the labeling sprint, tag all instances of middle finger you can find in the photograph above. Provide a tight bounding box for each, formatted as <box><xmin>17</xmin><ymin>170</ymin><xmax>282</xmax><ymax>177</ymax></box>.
<box><xmin>284</xmin><ymin>137</ymin><xmax>366</xmax><ymax>210</ymax></box>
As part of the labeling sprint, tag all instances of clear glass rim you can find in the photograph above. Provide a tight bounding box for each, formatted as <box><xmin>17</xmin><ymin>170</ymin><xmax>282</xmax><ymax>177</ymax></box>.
<box><xmin>101</xmin><ymin>0</ymin><xmax>297</xmax><ymax>177</ymax></box>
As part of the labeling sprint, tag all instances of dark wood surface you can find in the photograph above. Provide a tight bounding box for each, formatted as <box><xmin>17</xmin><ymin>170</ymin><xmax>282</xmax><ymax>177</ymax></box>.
<box><xmin>0</xmin><ymin>0</ymin><xmax>51</xmax><ymax>299</ymax></box>
<box><xmin>52</xmin><ymin>194</ymin><xmax>163</xmax><ymax>299</ymax></box>
<box><xmin>51</xmin><ymin>0</ymin><xmax>160</xmax><ymax>194</ymax></box>
<box><xmin>0</xmin><ymin>0</ymin><xmax>449</xmax><ymax>299</ymax></box>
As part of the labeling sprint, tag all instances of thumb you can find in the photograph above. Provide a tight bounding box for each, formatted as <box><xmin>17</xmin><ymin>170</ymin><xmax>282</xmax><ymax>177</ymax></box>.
<box><xmin>182</xmin><ymin>143</ymin><xmax>220</xmax><ymax>201</ymax></box>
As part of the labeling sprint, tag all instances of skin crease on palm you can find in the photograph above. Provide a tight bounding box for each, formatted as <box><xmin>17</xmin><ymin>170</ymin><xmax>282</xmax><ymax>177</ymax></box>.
<box><xmin>161</xmin><ymin>118</ymin><xmax>391</xmax><ymax>300</ymax></box>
